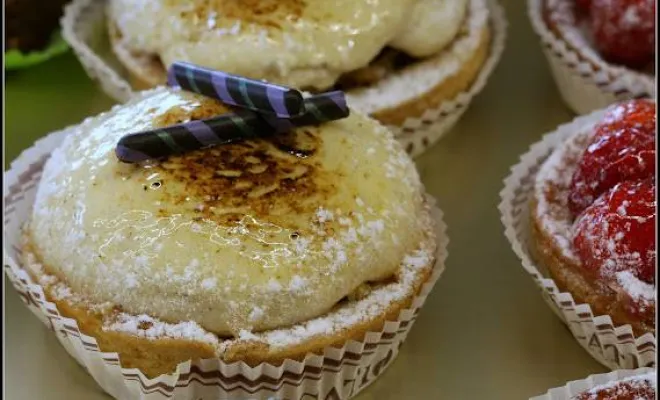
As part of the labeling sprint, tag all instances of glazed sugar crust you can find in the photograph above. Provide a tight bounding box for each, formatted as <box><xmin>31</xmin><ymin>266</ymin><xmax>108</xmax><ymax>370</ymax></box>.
<box><xmin>107</xmin><ymin>0</ymin><xmax>470</xmax><ymax>91</ymax></box>
<box><xmin>27</xmin><ymin>87</ymin><xmax>431</xmax><ymax>337</ymax></box>
<box><xmin>530</xmin><ymin>119</ymin><xmax>655</xmax><ymax>335</ymax></box>
<box><xmin>107</xmin><ymin>0</ymin><xmax>491</xmax><ymax>126</ymax></box>
<box><xmin>21</xmin><ymin>199</ymin><xmax>436</xmax><ymax>379</ymax></box>
<box><xmin>23</xmin><ymin>86</ymin><xmax>439</xmax><ymax>377</ymax></box>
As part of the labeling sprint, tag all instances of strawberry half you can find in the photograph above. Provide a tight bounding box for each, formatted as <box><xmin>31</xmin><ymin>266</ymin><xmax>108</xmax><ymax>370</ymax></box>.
<box><xmin>568</xmin><ymin>99</ymin><xmax>656</xmax><ymax>216</ymax></box>
<box><xmin>573</xmin><ymin>178</ymin><xmax>656</xmax><ymax>284</ymax></box>
<box><xmin>590</xmin><ymin>0</ymin><xmax>655</xmax><ymax>68</ymax></box>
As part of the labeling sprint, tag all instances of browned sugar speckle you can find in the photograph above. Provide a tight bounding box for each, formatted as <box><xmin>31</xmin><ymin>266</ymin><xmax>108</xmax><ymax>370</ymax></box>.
<box><xmin>153</xmin><ymin>93</ymin><xmax>231</xmax><ymax>126</ymax></box>
<box><xmin>124</xmin><ymin>94</ymin><xmax>340</xmax><ymax>230</ymax></box>
<box><xmin>169</xmin><ymin>0</ymin><xmax>307</xmax><ymax>29</ymax></box>
<box><xmin>154</xmin><ymin>134</ymin><xmax>331</xmax><ymax>223</ymax></box>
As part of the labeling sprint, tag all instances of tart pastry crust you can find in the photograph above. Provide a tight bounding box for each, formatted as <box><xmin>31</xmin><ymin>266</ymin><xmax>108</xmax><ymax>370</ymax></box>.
<box><xmin>530</xmin><ymin>122</ymin><xmax>655</xmax><ymax>335</ymax></box>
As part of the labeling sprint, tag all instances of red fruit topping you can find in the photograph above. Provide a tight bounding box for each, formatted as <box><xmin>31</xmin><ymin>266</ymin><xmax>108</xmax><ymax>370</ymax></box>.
<box><xmin>576</xmin><ymin>0</ymin><xmax>592</xmax><ymax>13</ymax></box>
<box><xmin>573</xmin><ymin>179</ymin><xmax>656</xmax><ymax>284</ymax></box>
<box><xmin>590</xmin><ymin>0</ymin><xmax>656</xmax><ymax>68</ymax></box>
<box><xmin>568</xmin><ymin>99</ymin><xmax>656</xmax><ymax>215</ymax></box>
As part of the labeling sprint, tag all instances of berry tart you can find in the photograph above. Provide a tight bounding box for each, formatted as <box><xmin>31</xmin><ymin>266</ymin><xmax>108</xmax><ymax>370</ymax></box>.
<box><xmin>7</xmin><ymin>86</ymin><xmax>445</xmax><ymax>398</ymax></box>
<box><xmin>531</xmin><ymin>369</ymin><xmax>656</xmax><ymax>400</ymax></box>
<box><xmin>531</xmin><ymin>99</ymin><xmax>656</xmax><ymax>335</ymax></box>
<box><xmin>528</xmin><ymin>0</ymin><xmax>656</xmax><ymax>114</ymax></box>
<box><xmin>573</xmin><ymin>374</ymin><xmax>656</xmax><ymax>400</ymax></box>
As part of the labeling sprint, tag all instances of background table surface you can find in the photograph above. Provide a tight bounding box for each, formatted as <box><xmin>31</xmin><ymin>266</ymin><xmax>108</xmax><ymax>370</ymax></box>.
<box><xmin>4</xmin><ymin>1</ymin><xmax>608</xmax><ymax>399</ymax></box>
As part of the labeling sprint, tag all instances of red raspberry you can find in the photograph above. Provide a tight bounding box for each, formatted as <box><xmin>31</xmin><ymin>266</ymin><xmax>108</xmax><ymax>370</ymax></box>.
<box><xmin>576</xmin><ymin>0</ymin><xmax>592</xmax><ymax>13</ymax></box>
<box><xmin>568</xmin><ymin>99</ymin><xmax>656</xmax><ymax>215</ymax></box>
<box><xmin>573</xmin><ymin>179</ymin><xmax>656</xmax><ymax>284</ymax></box>
<box><xmin>590</xmin><ymin>0</ymin><xmax>656</xmax><ymax>68</ymax></box>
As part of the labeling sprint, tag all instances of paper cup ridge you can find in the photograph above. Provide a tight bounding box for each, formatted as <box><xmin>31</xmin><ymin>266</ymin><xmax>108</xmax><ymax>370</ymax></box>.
<box><xmin>498</xmin><ymin>109</ymin><xmax>656</xmax><ymax>371</ymax></box>
<box><xmin>529</xmin><ymin>368</ymin><xmax>656</xmax><ymax>400</ymax></box>
<box><xmin>527</xmin><ymin>0</ymin><xmax>656</xmax><ymax>115</ymax></box>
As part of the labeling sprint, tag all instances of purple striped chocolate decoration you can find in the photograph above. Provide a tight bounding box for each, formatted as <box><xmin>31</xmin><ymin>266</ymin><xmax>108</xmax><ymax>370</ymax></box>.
<box><xmin>167</xmin><ymin>62</ymin><xmax>305</xmax><ymax>118</ymax></box>
<box><xmin>115</xmin><ymin>91</ymin><xmax>349</xmax><ymax>163</ymax></box>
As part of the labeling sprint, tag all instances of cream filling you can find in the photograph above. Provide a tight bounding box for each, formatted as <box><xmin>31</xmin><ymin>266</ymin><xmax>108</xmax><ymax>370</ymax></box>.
<box><xmin>28</xmin><ymin>88</ymin><xmax>427</xmax><ymax>336</ymax></box>
<box><xmin>390</xmin><ymin>0</ymin><xmax>469</xmax><ymax>58</ymax></box>
<box><xmin>346</xmin><ymin>0</ymin><xmax>489</xmax><ymax>113</ymax></box>
<box><xmin>108</xmin><ymin>0</ymin><xmax>468</xmax><ymax>89</ymax></box>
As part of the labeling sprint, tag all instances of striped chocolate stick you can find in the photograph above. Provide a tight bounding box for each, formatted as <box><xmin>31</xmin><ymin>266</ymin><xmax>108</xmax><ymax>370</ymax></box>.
<box><xmin>167</xmin><ymin>62</ymin><xmax>305</xmax><ymax>118</ymax></box>
<box><xmin>115</xmin><ymin>91</ymin><xmax>349</xmax><ymax>163</ymax></box>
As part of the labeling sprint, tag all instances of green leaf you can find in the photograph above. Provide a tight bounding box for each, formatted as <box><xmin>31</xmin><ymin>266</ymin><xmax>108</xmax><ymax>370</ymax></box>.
<box><xmin>5</xmin><ymin>30</ymin><xmax>70</xmax><ymax>70</ymax></box>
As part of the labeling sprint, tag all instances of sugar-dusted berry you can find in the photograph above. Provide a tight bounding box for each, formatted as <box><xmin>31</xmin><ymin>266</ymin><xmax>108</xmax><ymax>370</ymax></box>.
<box><xmin>576</xmin><ymin>0</ymin><xmax>591</xmax><ymax>13</ymax></box>
<box><xmin>573</xmin><ymin>179</ymin><xmax>656</xmax><ymax>284</ymax></box>
<box><xmin>590</xmin><ymin>0</ymin><xmax>655</xmax><ymax>67</ymax></box>
<box><xmin>568</xmin><ymin>99</ymin><xmax>656</xmax><ymax>215</ymax></box>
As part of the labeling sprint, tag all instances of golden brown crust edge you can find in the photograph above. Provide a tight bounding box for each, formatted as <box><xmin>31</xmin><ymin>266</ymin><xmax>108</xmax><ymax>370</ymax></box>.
<box><xmin>22</xmin><ymin>218</ymin><xmax>436</xmax><ymax>379</ymax></box>
<box><xmin>107</xmin><ymin>21</ymin><xmax>491</xmax><ymax>127</ymax></box>
<box><xmin>29</xmin><ymin>254</ymin><xmax>433</xmax><ymax>379</ymax></box>
<box><xmin>529</xmin><ymin>197</ymin><xmax>655</xmax><ymax>336</ymax></box>
<box><xmin>369</xmin><ymin>25</ymin><xmax>491</xmax><ymax>126</ymax></box>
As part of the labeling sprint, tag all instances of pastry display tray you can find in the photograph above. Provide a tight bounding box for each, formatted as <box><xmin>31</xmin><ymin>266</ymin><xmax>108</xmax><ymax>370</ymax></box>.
<box><xmin>4</xmin><ymin>1</ymin><xmax>608</xmax><ymax>398</ymax></box>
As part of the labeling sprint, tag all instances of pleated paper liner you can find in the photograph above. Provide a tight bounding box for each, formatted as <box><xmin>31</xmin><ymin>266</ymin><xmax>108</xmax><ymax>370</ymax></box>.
<box><xmin>498</xmin><ymin>109</ymin><xmax>656</xmax><ymax>370</ymax></box>
<box><xmin>529</xmin><ymin>368</ymin><xmax>656</xmax><ymax>400</ymax></box>
<box><xmin>4</xmin><ymin>122</ymin><xmax>449</xmax><ymax>399</ymax></box>
<box><xmin>61</xmin><ymin>0</ymin><xmax>507</xmax><ymax>159</ymax></box>
<box><xmin>527</xmin><ymin>0</ymin><xmax>656</xmax><ymax>116</ymax></box>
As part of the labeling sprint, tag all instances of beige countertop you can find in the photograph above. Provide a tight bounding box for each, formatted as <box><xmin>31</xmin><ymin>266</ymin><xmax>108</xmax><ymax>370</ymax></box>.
<box><xmin>4</xmin><ymin>1</ymin><xmax>608</xmax><ymax>398</ymax></box>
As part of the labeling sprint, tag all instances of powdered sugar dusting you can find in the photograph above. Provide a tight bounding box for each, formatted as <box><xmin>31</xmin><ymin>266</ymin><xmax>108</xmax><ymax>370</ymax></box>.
<box><xmin>22</xmin><ymin>204</ymin><xmax>436</xmax><ymax>351</ymax></box>
<box><xmin>622</xmin><ymin>6</ymin><xmax>642</xmax><ymax>27</ymax></box>
<box><xmin>237</xmin><ymin>329</ymin><xmax>259</xmax><ymax>341</ymax></box>
<box><xmin>534</xmin><ymin>122</ymin><xmax>597</xmax><ymax>260</ymax></box>
<box><xmin>105</xmin><ymin>313</ymin><xmax>219</xmax><ymax>344</ymax></box>
<box><xmin>248</xmin><ymin>307</ymin><xmax>265</xmax><ymax>323</ymax></box>
<box><xmin>616</xmin><ymin>271</ymin><xmax>655</xmax><ymax>303</ymax></box>
<box><xmin>316</xmin><ymin>207</ymin><xmax>334</xmax><ymax>223</ymax></box>
<box><xmin>576</xmin><ymin>372</ymin><xmax>656</xmax><ymax>400</ymax></box>
<box><xmin>201</xmin><ymin>277</ymin><xmax>217</xmax><ymax>290</ymax></box>
<box><xmin>255</xmin><ymin>244</ymin><xmax>434</xmax><ymax>349</ymax></box>
<box><xmin>266</xmin><ymin>279</ymin><xmax>282</xmax><ymax>292</ymax></box>
<box><xmin>288</xmin><ymin>275</ymin><xmax>308</xmax><ymax>293</ymax></box>
<box><xmin>50</xmin><ymin>283</ymin><xmax>73</xmax><ymax>301</ymax></box>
